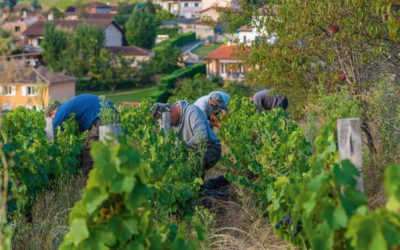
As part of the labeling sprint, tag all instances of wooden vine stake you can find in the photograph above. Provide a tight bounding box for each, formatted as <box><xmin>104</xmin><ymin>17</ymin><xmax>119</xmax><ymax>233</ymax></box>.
<box><xmin>45</xmin><ymin>117</ymin><xmax>54</xmax><ymax>140</ymax></box>
<box><xmin>160</xmin><ymin>112</ymin><xmax>171</xmax><ymax>137</ymax></box>
<box><xmin>337</xmin><ymin>118</ymin><xmax>364</xmax><ymax>193</ymax></box>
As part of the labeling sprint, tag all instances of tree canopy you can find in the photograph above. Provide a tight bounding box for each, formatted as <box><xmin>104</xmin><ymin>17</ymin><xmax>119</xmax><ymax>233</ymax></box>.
<box><xmin>125</xmin><ymin>8</ymin><xmax>158</xmax><ymax>49</ymax></box>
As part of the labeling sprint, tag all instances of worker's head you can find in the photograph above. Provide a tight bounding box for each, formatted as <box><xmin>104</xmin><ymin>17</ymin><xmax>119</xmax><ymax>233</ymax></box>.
<box><xmin>150</xmin><ymin>103</ymin><xmax>171</xmax><ymax>120</ymax></box>
<box><xmin>279</xmin><ymin>97</ymin><xmax>288</xmax><ymax>110</ymax></box>
<box><xmin>151</xmin><ymin>102</ymin><xmax>182</xmax><ymax>126</ymax></box>
<box><xmin>209</xmin><ymin>93</ymin><xmax>227</xmax><ymax>112</ymax></box>
<box><xmin>170</xmin><ymin>103</ymin><xmax>181</xmax><ymax>126</ymax></box>
<box><xmin>44</xmin><ymin>104</ymin><xmax>60</xmax><ymax>119</ymax></box>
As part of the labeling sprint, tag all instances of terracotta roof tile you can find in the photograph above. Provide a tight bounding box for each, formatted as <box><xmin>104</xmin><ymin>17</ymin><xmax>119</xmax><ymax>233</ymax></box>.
<box><xmin>204</xmin><ymin>45</ymin><xmax>246</xmax><ymax>60</ymax></box>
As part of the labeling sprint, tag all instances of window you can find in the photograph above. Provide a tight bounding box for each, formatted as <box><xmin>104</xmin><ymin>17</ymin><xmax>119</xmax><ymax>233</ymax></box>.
<box><xmin>22</xmin><ymin>86</ymin><xmax>37</xmax><ymax>96</ymax></box>
<box><xmin>195</xmin><ymin>2</ymin><xmax>199</xmax><ymax>7</ymax></box>
<box><xmin>0</xmin><ymin>86</ymin><xmax>16</xmax><ymax>96</ymax></box>
<box><xmin>243</xmin><ymin>35</ymin><xmax>247</xmax><ymax>43</ymax></box>
<box><xmin>14</xmin><ymin>26</ymin><xmax>21</xmax><ymax>32</ymax></box>
<box><xmin>184</xmin><ymin>2</ymin><xmax>189</xmax><ymax>7</ymax></box>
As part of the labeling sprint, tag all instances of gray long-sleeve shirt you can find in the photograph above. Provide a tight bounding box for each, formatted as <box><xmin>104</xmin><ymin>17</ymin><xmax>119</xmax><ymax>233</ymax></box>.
<box><xmin>173</xmin><ymin>101</ymin><xmax>220</xmax><ymax>149</ymax></box>
<box><xmin>253</xmin><ymin>89</ymin><xmax>283</xmax><ymax>113</ymax></box>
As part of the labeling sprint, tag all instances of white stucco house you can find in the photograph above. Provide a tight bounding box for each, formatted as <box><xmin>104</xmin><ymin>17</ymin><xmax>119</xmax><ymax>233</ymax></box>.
<box><xmin>157</xmin><ymin>0</ymin><xmax>202</xmax><ymax>18</ymax></box>
<box><xmin>236</xmin><ymin>25</ymin><xmax>276</xmax><ymax>45</ymax></box>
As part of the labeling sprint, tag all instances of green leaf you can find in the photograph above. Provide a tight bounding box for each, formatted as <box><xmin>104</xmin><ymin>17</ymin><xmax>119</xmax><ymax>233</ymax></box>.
<box><xmin>68</xmin><ymin>218</ymin><xmax>89</xmax><ymax>246</ymax></box>
<box><xmin>110</xmin><ymin>175</ymin><xmax>136</xmax><ymax>194</ymax></box>
<box><xmin>83</xmin><ymin>188</ymin><xmax>109</xmax><ymax>214</ymax></box>
<box><xmin>123</xmin><ymin>218</ymin><xmax>139</xmax><ymax>235</ymax></box>
<box><xmin>333</xmin><ymin>206</ymin><xmax>348</xmax><ymax>228</ymax></box>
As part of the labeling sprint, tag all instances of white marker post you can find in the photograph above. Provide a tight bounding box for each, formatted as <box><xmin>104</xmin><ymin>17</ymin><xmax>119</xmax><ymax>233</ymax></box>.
<box><xmin>337</xmin><ymin>118</ymin><xmax>364</xmax><ymax>193</ymax></box>
<box><xmin>160</xmin><ymin>112</ymin><xmax>171</xmax><ymax>137</ymax></box>
<box><xmin>45</xmin><ymin>117</ymin><xmax>54</xmax><ymax>140</ymax></box>
<box><xmin>99</xmin><ymin>124</ymin><xmax>121</xmax><ymax>143</ymax></box>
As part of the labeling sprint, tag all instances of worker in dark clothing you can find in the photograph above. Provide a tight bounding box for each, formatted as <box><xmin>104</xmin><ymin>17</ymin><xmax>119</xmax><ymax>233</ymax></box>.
<box><xmin>251</xmin><ymin>89</ymin><xmax>288</xmax><ymax>112</ymax></box>
<box><xmin>44</xmin><ymin>94</ymin><xmax>118</xmax><ymax>173</ymax></box>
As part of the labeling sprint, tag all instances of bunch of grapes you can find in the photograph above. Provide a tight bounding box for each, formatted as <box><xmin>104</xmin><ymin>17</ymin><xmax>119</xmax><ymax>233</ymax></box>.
<box><xmin>274</xmin><ymin>215</ymin><xmax>302</xmax><ymax>237</ymax></box>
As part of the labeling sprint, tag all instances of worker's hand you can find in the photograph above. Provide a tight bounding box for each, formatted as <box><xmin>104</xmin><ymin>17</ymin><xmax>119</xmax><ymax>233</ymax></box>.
<box><xmin>210</xmin><ymin>113</ymin><xmax>219</xmax><ymax>122</ymax></box>
<box><xmin>209</xmin><ymin>120</ymin><xmax>221</xmax><ymax>128</ymax></box>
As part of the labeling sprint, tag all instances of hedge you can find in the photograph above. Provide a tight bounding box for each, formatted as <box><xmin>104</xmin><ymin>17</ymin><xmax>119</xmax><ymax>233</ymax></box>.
<box><xmin>154</xmin><ymin>32</ymin><xmax>196</xmax><ymax>52</ymax></box>
<box><xmin>157</xmin><ymin>63</ymin><xmax>206</xmax><ymax>102</ymax></box>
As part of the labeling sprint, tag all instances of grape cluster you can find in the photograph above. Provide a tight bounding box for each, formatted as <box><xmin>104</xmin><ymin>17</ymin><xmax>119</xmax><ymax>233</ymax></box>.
<box><xmin>274</xmin><ymin>215</ymin><xmax>302</xmax><ymax>237</ymax></box>
<box><xmin>274</xmin><ymin>215</ymin><xmax>293</xmax><ymax>230</ymax></box>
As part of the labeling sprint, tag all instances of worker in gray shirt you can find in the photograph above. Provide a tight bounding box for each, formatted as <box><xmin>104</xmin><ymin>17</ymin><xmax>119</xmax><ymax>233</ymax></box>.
<box><xmin>251</xmin><ymin>89</ymin><xmax>288</xmax><ymax>113</ymax></box>
<box><xmin>194</xmin><ymin>92</ymin><xmax>229</xmax><ymax>128</ymax></box>
<box><xmin>151</xmin><ymin>101</ymin><xmax>221</xmax><ymax>171</ymax></box>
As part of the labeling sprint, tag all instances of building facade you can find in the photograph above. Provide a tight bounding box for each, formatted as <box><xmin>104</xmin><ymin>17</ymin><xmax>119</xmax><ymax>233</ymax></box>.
<box><xmin>0</xmin><ymin>65</ymin><xmax>76</xmax><ymax>110</ymax></box>
<box><xmin>204</xmin><ymin>44</ymin><xmax>248</xmax><ymax>81</ymax></box>
<box><xmin>22</xmin><ymin>19</ymin><xmax>123</xmax><ymax>48</ymax></box>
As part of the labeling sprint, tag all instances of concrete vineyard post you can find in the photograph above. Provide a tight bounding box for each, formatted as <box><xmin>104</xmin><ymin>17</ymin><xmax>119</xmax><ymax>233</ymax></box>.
<box><xmin>99</xmin><ymin>124</ymin><xmax>121</xmax><ymax>143</ymax></box>
<box><xmin>337</xmin><ymin>118</ymin><xmax>364</xmax><ymax>193</ymax></box>
<box><xmin>45</xmin><ymin>117</ymin><xmax>54</xmax><ymax>140</ymax></box>
<box><xmin>160</xmin><ymin>112</ymin><xmax>171</xmax><ymax>137</ymax></box>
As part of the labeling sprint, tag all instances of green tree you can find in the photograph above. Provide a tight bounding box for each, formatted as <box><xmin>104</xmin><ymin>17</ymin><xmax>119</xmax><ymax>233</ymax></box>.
<box><xmin>244</xmin><ymin>1</ymin><xmax>398</xmax><ymax>104</ymax></box>
<box><xmin>90</xmin><ymin>49</ymin><xmax>136</xmax><ymax>91</ymax></box>
<box><xmin>156</xmin><ymin>9</ymin><xmax>178</xmax><ymax>24</ymax></box>
<box><xmin>41</xmin><ymin>22</ymin><xmax>69</xmax><ymax>72</ymax></box>
<box><xmin>241</xmin><ymin>0</ymin><xmax>399</xmax><ymax>151</ymax></box>
<box><xmin>170</xmin><ymin>74</ymin><xmax>221</xmax><ymax>102</ymax></box>
<box><xmin>152</xmin><ymin>45</ymin><xmax>181</xmax><ymax>73</ymax></box>
<box><xmin>30</xmin><ymin>0</ymin><xmax>41</xmax><ymax>10</ymax></box>
<box><xmin>125</xmin><ymin>8</ymin><xmax>158</xmax><ymax>49</ymax></box>
<box><xmin>65</xmin><ymin>24</ymin><xmax>105</xmax><ymax>77</ymax></box>
<box><xmin>45</xmin><ymin>6</ymin><xmax>64</xmax><ymax>19</ymax></box>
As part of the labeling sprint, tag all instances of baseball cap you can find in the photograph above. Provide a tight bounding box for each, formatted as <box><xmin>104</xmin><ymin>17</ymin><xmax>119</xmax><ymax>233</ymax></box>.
<box><xmin>150</xmin><ymin>103</ymin><xmax>171</xmax><ymax>120</ymax></box>
<box><xmin>210</xmin><ymin>93</ymin><xmax>227</xmax><ymax>111</ymax></box>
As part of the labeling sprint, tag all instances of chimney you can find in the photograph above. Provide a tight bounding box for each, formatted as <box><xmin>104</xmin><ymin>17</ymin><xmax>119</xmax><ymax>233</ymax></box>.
<box><xmin>48</xmin><ymin>12</ymin><xmax>54</xmax><ymax>21</ymax></box>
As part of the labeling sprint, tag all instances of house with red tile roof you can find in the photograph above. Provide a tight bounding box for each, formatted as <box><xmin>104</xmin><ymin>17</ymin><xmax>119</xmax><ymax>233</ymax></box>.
<box><xmin>22</xmin><ymin>19</ymin><xmax>123</xmax><ymax>48</ymax></box>
<box><xmin>204</xmin><ymin>44</ymin><xmax>248</xmax><ymax>81</ymax></box>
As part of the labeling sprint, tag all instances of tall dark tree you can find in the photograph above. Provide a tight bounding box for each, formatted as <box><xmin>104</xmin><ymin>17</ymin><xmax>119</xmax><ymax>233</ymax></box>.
<box><xmin>41</xmin><ymin>22</ymin><xmax>69</xmax><ymax>72</ymax></box>
<box><xmin>65</xmin><ymin>24</ymin><xmax>105</xmax><ymax>77</ymax></box>
<box><xmin>125</xmin><ymin>8</ymin><xmax>157</xmax><ymax>49</ymax></box>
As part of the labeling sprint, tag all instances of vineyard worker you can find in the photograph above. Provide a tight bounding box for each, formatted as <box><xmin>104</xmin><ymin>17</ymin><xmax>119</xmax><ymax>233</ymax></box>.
<box><xmin>151</xmin><ymin>101</ymin><xmax>221</xmax><ymax>172</ymax></box>
<box><xmin>44</xmin><ymin>94</ymin><xmax>118</xmax><ymax>173</ymax></box>
<box><xmin>194</xmin><ymin>91</ymin><xmax>230</xmax><ymax>128</ymax></box>
<box><xmin>251</xmin><ymin>89</ymin><xmax>288</xmax><ymax>113</ymax></box>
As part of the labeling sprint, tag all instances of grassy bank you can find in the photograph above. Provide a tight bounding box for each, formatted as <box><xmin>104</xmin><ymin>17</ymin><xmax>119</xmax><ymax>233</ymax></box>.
<box><xmin>78</xmin><ymin>85</ymin><xmax>163</xmax><ymax>106</ymax></box>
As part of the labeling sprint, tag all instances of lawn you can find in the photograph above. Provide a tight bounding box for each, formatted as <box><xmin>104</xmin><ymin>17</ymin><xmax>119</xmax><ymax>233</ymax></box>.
<box><xmin>78</xmin><ymin>85</ymin><xmax>163</xmax><ymax>106</ymax></box>
<box><xmin>192</xmin><ymin>43</ymin><xmax>222</xmax><ymax>57</ymax></box>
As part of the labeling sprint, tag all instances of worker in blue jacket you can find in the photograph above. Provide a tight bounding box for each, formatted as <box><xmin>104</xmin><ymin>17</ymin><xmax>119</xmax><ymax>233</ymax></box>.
<box><xmin>44</xmin><ymin>94</ymin><xmax>118</xmax><ymax>173</ymax></box>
